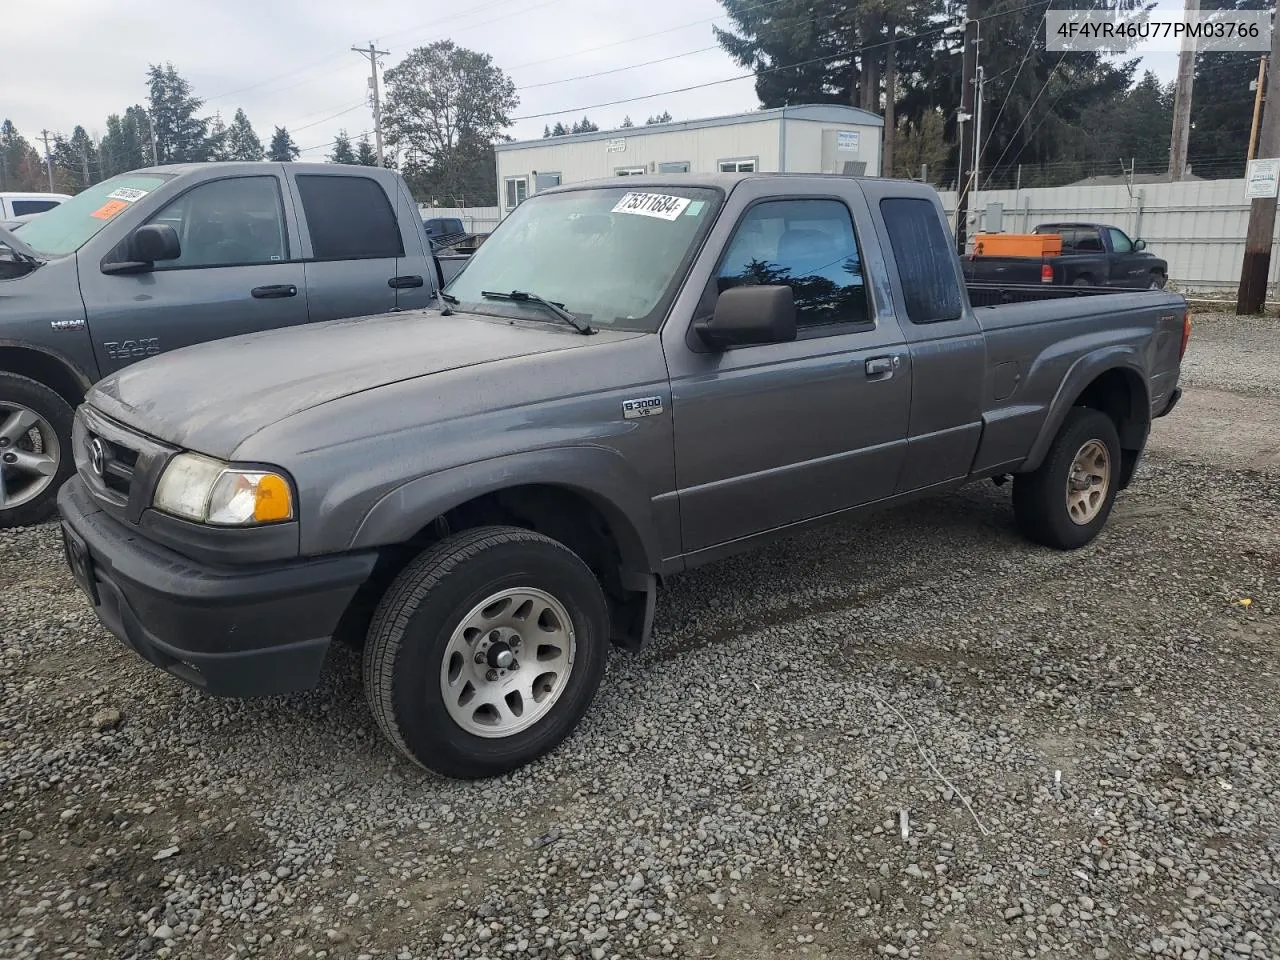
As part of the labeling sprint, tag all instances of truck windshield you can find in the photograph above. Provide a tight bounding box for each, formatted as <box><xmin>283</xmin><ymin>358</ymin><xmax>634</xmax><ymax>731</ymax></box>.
<box><xmin>14</xmin><ymin>174</ymin><xmax>172</xmax><ymax>258</ymax></box>
<box><xmin>445</xmin><ymin>186</ymin><xmax>721</xmax><ymax>333</ymax></box>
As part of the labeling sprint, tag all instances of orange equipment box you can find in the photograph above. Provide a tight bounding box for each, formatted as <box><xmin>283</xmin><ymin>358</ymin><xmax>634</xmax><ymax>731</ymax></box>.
<box><xmin>971</xmin><ymin>233</ymin><xmax>1063</xmax><ymax>257</ymax></box>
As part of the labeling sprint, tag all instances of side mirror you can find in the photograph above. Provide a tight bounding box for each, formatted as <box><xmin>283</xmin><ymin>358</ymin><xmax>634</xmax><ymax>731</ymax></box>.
<box><xmin>694</xmin><ymin>285</ymin><xmax>797</xmax><ymax>350</ymax></box>
<box><xmin>1134</xmin><ymin>238</ymin><xmax>1147</xmax><ymax>251</ymax></box>
<box><xmin>133</xmin><ymin>223</ymin><xmax>181</xmax><ymax>263</ymax></box>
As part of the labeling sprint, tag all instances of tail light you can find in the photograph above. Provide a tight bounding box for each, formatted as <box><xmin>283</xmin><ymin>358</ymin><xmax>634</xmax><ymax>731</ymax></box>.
<box><xmin>1040</xmin><ymin>263</ymin><xmax>1054</xmax><ymax>284</ymax></box>
<box><xmin>1180</xmin><ymin>309</ymin><xmax>1191</xmax><ymax>360</ymax></box>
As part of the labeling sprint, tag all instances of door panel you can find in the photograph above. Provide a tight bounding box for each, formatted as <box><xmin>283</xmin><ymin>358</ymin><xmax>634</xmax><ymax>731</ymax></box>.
<box><xmin>669</xmin><ymin>194</ymin><xmax>911</xmax><ymax>554</ymax></box>
<box><xmin>80</xmin><ymin>173</ymin><xmax>308</xmax><ymax>376</ymax></box>
<box><xmin>394</xmin><ymin>177</ymin><xmax>434</xmax><ymax>312</ymax></box>
<box><xmin>671</xmin><ymin>334</ymin><xmax>910</xmax><ymax>552</ymax></box>
<box><xmin>291</xmin><ymin>171</ymin><xmax>403</xmax><ymax>323</ymax></box>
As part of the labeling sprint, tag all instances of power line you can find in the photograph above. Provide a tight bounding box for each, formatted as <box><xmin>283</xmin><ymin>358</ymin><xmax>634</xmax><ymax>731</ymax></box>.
<box><xmin>289</xmin><ymin>102</ymin><xmax>368</xmax><ymax>134</ymax></box>
<box><xmin>517</xmin><ymin>44</ymin><xmax>722</xmax><ymax>92</ymax></box>
<box><xmin>980</xmin><ymin>49</ymin><xmax>1069</xmax><ymax>187</ymax></box>
<box><xmin>509</xmin><ymin>0</ymin><xmax>1052</xmax><ymax>123</ymax></box>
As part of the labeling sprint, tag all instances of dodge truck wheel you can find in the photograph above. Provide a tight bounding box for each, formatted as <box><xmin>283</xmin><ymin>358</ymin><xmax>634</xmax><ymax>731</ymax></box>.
<box><xmin>1012</xmin><ymin>408</ymin><xmax>1121</xmax><ymax>550</ymax></box>
<box><xmin>363</xmin><ymin>525</ymin><xmax>609</xmax><ymax>779</ymax></box>
<box><xmin>0</xmin><ymin>373</ymin><xmax>75</xmax><ymax>529</ymax></box>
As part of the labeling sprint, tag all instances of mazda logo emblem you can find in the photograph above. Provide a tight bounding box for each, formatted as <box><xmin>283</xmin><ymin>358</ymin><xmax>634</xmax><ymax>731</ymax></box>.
<box><xmin>89</xmin><ymin>438</ymin><xmax>106</xmax><ymax>477</ymax></box>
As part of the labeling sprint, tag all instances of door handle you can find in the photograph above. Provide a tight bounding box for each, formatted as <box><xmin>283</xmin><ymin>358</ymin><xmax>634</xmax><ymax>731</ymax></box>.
<box><xmin>251</xmin><ymin>284</ymin><xmax>298</xmax><ymax>299</ymax></box>
<box><xmin>388</xmin><ymin>275</ymin><xmax>425</xmax><ymax>289</ymax></box>
<box><xmin>865</xmin><ymin>355</ymin><xmax>901</xmax><ymax>378</ymax></box>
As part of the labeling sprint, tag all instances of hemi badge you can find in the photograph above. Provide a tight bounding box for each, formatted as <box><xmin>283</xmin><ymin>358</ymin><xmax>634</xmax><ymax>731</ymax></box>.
<box><xmin>50</xmin><ymin>318</ymin><xmax>86</xmax><ymax>332</ymax></box>
<box><xmin>622</xmin><ymin>396</ymin><xmax>664</xmax><ymax>420</ymax></box>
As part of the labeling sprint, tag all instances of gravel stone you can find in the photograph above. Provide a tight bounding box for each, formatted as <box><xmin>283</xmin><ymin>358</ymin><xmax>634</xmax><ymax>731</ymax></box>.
<box><xmin>1</xmin><ymin>312</ymin><xmax>1278</xmax><ymax>959</ymax></box>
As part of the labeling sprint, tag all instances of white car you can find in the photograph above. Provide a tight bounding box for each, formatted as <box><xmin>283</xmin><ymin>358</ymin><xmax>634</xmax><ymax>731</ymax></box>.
<box><xmin>1</xmin><ymin>192</ymin><xmax>72</xmax><ymax>224</ymax></box>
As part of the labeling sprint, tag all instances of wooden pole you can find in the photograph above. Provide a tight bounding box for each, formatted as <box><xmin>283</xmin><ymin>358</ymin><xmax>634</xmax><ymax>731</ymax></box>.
<box><xmin>1236</xmin><ymin>17</ymin><xmax>1280</xmax><ymax>313</ymax></box>
<box><xmin>954</xmin><ymin>14</ymin><xmax>980</xmax><ymax>253</ymax></box>
<box><xmin>1168</xmin><ymin>0</ymin><xmax>1199</xmax><ymax>180</ymax></box>
<box><xmin>1247</xmin><ymin>55</ymin><xmax>1268</xmax><ymax>164</ymax></box>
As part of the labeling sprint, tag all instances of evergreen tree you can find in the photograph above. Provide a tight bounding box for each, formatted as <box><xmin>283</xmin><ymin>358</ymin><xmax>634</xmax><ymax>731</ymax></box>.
<box><xmin>268</xmin><ymin>126</ymin><xmax>300</xmax><ymax>162</ymax></box>
<box><xmin>51</xmin><ymin>126</ymin><xmax>101</xmax><ymax>190</ymax></box>
<box><xmin>207</xmin><ymin>113</ymin><xmax>230</xmax><ymax>161</ymax></box>
<box><xmin>225</xmin><ymin>108</ymin><xmax>264</xmax><ymax>161</ymax></box>
<box><xmin>570</xmin><ymin>116</ymin><xmax>599</xmax><ymax>134</ymax></box>
<box><xmin>0</xmin><ymin>120</ymin><xmax>45</xmax><ymax>191</ymax></box>
<box><xmin>549</xmin><ymin>122</ymin><xmax>568</xmax><ymax>137</ymax></box>
<box><xmin>146</xmin><ymin>62</ymin><xmax>211</xmax><ymax>163</ymax></box>
<box><xmin>645</xmin><ymin>111</ymin><xmax>673</xmax><ymax>125</ymax></box>
<box><xmin>620</xmin><ymin>116</ymin><xmax>634</xmax><ymax>128</ymax></box>
<box><xmin>329</xmin><ymin>129</ymin><xmax>357</xmax><ymax>164</ymax></box>
<box><xmin>356</xmin><ymin>134</ymin><xmax>379</xmax><ymax>165</ymax></box>
<box><xmin>99</xmin><ymin>107</ymin><xmax>150</xmax><ymax>177</ymax></box>
<box><xmin>543</xmin><ymin>125</ymin><xmax>553</xmax><ymax>138</ymax></box>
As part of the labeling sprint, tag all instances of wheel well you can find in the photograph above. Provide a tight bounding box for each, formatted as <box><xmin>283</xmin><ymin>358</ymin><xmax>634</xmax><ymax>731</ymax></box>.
<box><xmin>339</xmin><ymin>484</ymin><xmax>654</xmax><ymax>652</ymax></box>
<box><xmin>0</xmin><ymin>346</ymin><xmax>90</xmax><ymax>410</ymax></box>
<box><xmin>1073</xmin><ymin>367</ymin><xmax>1148</xmax><ymax>488</ymax></box>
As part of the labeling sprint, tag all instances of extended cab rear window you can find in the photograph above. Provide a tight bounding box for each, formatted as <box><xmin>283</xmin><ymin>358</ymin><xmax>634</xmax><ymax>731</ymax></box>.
<box><xmin>295</xmin><ymin>174</ymin><xmax>404</xmax><ymax>260</ymax></box>
<box><xmin>879</xmin><ymin>197</ymin><xmax>963</xmax><ymax>325</ymax></box>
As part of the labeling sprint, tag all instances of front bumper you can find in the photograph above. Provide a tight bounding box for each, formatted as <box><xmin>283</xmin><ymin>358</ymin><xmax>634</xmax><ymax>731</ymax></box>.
<box><xmin>57</xmin><ymin>476</ymin><xmax>377</xmax><ymax>697</ymax></box>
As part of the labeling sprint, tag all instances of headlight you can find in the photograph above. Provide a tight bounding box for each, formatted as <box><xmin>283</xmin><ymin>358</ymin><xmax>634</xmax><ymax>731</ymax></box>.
<box><xmin>154</xmin><ymin>453</ymin><xmax>294</xmax><ymax>526</ymax></box>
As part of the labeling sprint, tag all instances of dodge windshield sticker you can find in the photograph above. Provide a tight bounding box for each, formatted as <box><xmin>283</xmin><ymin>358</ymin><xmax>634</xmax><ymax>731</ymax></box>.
<box><xmin>106</xmin><ymin>187</ymin><xmax>149</xmax><ymax>203</ymax></box>
<box><xmin>611</xmin><ymin>192</ymin><xmax>692</xmax><ymax>221</ymax></box>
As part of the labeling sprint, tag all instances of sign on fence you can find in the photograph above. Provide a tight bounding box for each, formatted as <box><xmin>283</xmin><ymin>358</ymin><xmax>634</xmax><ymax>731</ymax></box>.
<box><xmin>1245</xmin><ymin>158</ymin><xmax>1280</xmax><ymax>200</ymax></box>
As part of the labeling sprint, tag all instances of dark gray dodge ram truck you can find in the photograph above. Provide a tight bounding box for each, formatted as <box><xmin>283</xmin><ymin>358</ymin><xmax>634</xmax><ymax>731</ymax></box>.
<box><xmin>0</xmin><ymin>161</ymin><xmax>452</xmax><ymax>529</ymax></box>
<box><xmin>57</xmin><ymin>174</ymin><xmax>1188</xmax><ymax>779</ymax></box>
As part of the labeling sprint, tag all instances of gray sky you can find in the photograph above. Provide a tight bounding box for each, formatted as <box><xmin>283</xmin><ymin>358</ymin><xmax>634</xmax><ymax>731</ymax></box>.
<box><xmin>11</xmin><ymin>0</ymin><xmax>1176</xmax><ymax>159</ymax></box>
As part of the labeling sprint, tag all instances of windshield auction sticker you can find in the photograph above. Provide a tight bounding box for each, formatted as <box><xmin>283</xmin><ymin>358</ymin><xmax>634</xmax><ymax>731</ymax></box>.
<box><xmin>612</xmin><ymin>192</ymin><xmax>692</xmax><ymax>221</ymax></box>
<box><xmin>106</xmin><ymin>187</ymin><xmax>149</xmax><ymax>203</ymax></box>
<box><xmin>90</xmin><ymin>199</ymin><xmax>130</xmax><ymax>220</ymax></box>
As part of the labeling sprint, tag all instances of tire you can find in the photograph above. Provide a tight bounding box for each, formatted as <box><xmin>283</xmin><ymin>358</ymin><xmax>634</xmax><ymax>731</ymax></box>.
<box><xmin>1012</xmin><ymin>408</ymin><xmax>1121</xmax><ymax>550</ymax></box>
<box><xmin>0</xmin><ymin>372</ymin><xmax>76</xmax><ymax>529</ymax></box>
<box><xmin>363</xmin><ymin>525</ymin><xmax>610</xmax><ymax>779</ymax></box>
<box><xmin>1072</xmin><ymin>276</ymin><xmax>1093</xmax><ymax>288</ymax></box>
<box><xmin>1148</xmin><ymin>273</ymin><xmax>1167</xmax><ymax>290</ymax></box>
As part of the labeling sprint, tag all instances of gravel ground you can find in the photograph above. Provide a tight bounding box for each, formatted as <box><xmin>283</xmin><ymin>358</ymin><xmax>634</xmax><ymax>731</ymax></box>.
<box><xmin>2</xmin><ymin>314</ymin><xmax>1278</xmax><ymax>960</ymax></box>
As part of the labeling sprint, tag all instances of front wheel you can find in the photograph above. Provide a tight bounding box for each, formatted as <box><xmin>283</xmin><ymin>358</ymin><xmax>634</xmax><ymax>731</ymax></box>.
<box><xmin>0</xmin><ymin>373</ymin><xmax>76</xmax><ymax>529</ymax></box>
<box><xmin>1012</xmin><ymin>408</ymin><xmax>1121</xmax><ymax>550</ymax></box>
<box><xmin>363</xmin><ymin>526</ymin><xmax>610</xmax><ymax>779</ymax></box>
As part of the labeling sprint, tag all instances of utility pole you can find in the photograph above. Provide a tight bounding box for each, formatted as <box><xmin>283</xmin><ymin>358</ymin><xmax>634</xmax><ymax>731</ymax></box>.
<box><xmin>78</xmin><ymin>142</ymin><xmax>90</xmax><ymax>187</ymax></box>
<box><xmin>1168</xmin><ymin>0</ymin><xmax>1200</xmax><ymax>180</ymax></box>
<box><xmin>39</xmin><ymin>130</ymin><xmax>55</xmax><ymax>192</ymax></box>
<box><xmin>972</xmin><ymin>64</ymin><xmax>986</xmax><ymax>196</ymax></box>
<box><xmin>954</xmin><ymin>14</ymin><xmax>981</xmax><ymax>254</ymax></box>
<box><xmin>352</xmin><ymin>43</ymin><xmax>390</xmax><ymax>166</ymax></box>
<box><xmin>1247</xmin><ymin>55</ymin><xmax>1268</xmax><ymax>163</ymax></box>
<box><xmin>143</xmin><ymin>110</ymin><xmax>159</xmax><ymax>166</ymax></box>
<box><xmin>1237</xmin><ymin>14</ymin><xmax>1280</xmax><ymax>314</ymax></box>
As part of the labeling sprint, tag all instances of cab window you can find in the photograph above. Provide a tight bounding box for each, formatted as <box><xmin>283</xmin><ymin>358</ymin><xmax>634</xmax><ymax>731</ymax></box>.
<box><xmin>148</xmin><ymin>176</ymin><xmax>288</xmax><ymax>269</ymax></box>
<box><xmin>716</xmin><ymin>199</ymin><xmax>869</xmax><ymax>329</ymax></box>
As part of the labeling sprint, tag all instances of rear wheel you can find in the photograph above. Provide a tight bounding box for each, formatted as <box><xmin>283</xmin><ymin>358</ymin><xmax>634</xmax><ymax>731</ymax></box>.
<box><xmin>363</xmin><ymin>525</ymin><xmax>610</xmax><ymax>779</ymax></box>
<box><xmin>1012</xmin><ymin>408</ymin><xmax>1121</xmax><ymax>550</ymax></box>
<box><xmin>0</xmin><ymin>373</ymin><xmax>75</xmax><ymax>529</ymax></box>
<box><xmin>1072</xmin><ymin>276</ymin><xmax>1093</xmax><ymax>287</ymax></box>
<box><xmin>1148</xmin><ymin>272</ymin><xmax>1167</xmax><ymax>290</ymax></box>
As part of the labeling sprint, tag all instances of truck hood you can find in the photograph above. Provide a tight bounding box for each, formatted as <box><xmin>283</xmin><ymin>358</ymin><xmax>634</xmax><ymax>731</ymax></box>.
<box><xmin>90</xmin><ymin>309</ymin><xmax>625</xmax><ymax>458</ymax></box>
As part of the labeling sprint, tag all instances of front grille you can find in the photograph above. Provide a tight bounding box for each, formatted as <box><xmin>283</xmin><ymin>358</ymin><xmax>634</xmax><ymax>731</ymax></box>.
<box><xmin>91</xmin><ymin>435</ymin><xmax>139</xmax><ymax>499</ymax></box>
<box><xmin>74</xmin><ymin>407</ymin><xmax>178</xmax><ymax>524</ymax></box>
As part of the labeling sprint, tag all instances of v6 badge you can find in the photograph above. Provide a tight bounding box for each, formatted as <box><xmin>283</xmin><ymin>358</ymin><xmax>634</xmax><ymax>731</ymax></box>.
<box><xmin>622</xmin><ymin>396</ymin><xmax>664</xmax><ymax>419</ymax></box>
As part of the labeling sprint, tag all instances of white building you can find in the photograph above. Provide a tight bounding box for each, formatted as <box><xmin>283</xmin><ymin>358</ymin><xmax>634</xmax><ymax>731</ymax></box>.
<box><xmin>494</xmin><ymin>104</ymin><xmax>884</xmax><ymax>218</ymax></box>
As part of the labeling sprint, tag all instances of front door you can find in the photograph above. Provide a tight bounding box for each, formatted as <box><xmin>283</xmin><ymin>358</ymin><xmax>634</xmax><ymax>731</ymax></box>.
<box><xmin>80</xmin><ymin>173</ymin><xmax>308</xmax><ymax>377</ymax></box>
<box><xmin>666</xmin><ymin>195</ymin><xmax>911</xmax><ymax>555</ymax></box>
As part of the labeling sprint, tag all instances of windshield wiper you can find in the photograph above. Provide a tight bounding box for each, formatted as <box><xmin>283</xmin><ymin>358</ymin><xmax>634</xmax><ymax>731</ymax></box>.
<box><xmin>440</xmin><ymin>291</ymin><xmax>460</xmax><ymax>304</ymax></box>
<box><xmin>481</xmin><ymin>289</ymin><xmax>594</xmax><ymax>335</ymax></box>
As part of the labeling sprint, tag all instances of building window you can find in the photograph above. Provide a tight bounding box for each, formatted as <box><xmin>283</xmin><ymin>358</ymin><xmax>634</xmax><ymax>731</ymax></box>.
<box><xmin>658</xmin><ymin>161</ymin><xmax>690</xmax><ymax>173</ymax></box>
<box><xmin>505</xmin><ymin>177</ymin><xmax>529</xmax><ymax>208</ymax></box>
<box><xmin>718</xmin><ymin>158</ymin><xmax>757</xmax><ymax>173</ymax></box>
<box><xmin>614</xmin><ymin>166</ymin><xmax>647</xmax><ymax>176</ymax></box>
<box><xmin>534</xmin><ymin>172</ymin><xmax>562</xmax><ymax>191</ymax></box>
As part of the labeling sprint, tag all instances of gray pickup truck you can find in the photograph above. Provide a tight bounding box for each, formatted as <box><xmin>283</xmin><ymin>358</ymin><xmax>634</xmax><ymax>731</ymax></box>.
<box><xmin>0</xmin><ymin>161</ymin><xmax>453</xmax><ymax>528</ymax></box>
<box><xmin>57</xmin><ymin>174</ymin><xmax>1188</xmax><ymax>779</ymax></box>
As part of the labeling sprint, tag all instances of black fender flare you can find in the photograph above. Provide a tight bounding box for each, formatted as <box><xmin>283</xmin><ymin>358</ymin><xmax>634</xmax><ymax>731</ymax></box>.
<box><xmin>347</xmin><ymin>445</ymin><xmax>665</xmax><ymax>580</ymax></box>
<box><xmin>1022</xmin><ymin>346</ymin><xmax>1150</xmax><ymax>475</ymax></box>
